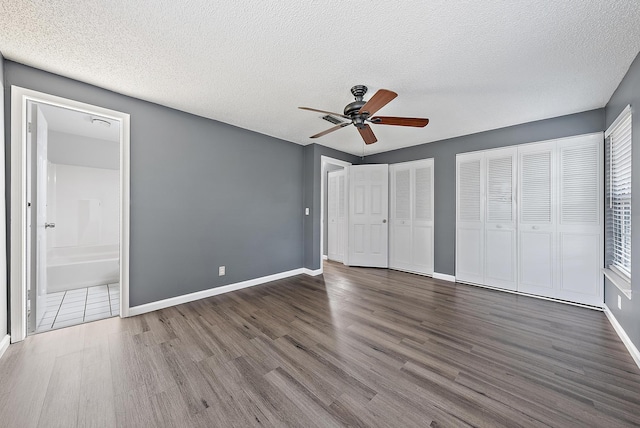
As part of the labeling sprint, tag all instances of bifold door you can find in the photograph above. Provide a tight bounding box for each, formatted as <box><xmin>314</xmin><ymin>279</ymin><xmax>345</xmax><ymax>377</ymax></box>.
<box><xmin>456</xmin><ymin>133</ymin><xmax>603</xmax><ymax>306</ymax></box>
<box><xmin>389</xmin><ymin>159</ymin><xmax>434</xmax><ymax>275</ymax></box>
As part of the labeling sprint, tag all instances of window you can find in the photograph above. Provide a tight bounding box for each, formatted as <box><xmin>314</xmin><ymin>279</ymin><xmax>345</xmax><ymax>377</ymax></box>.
<box><xmin>605</xmin><ymin>106</ymin><xmax>632</xmax><ymax>284</ymax></box>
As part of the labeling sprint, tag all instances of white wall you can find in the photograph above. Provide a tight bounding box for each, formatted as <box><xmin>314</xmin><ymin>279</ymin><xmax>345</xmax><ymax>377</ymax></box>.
<box><xmin>49</xmin><ymin>164</ymin><xmax>119</xmax><ymax>248</ymax></box>
<box><xmin>0</xmin><ymin>58</ymin><xmax>7</xmax><ymax>345</ymax></box>
<box><xmin>48</xmin><ymin>130</ymin><xmax>118</xmax><ymax>170</ymax></box>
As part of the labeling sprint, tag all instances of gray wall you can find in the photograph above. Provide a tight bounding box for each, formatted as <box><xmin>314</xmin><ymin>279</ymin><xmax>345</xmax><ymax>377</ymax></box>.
<box><xmin>604</xmin><ymin>51</ymin><xmax>640</xmax><ymax>352</ymax></box>
<box><xmin>366</xmin><ymin>109</ymin><xmax>605</xmax><ymax>276</ymax></box>
<box><xmin>303</xmin><ymin>144</ymin><xmax>360</xmax><ymax>270</ymax></box>
<box><xmin>4</xmin><ymin>61</ymin><xmax>304</xmax><ymax>307</ymax></box>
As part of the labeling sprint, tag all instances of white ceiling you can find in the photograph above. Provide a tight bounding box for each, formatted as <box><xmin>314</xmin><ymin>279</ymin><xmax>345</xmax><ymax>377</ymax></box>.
<box><xmin>1</xmin><ymin>1</ymin><xmax>639</xmax><ymax>156</ymax></box>
<box><xmin>37</xmin><ymin>103</ymin><xmax>120</xmax><ymax>142</ymax></box>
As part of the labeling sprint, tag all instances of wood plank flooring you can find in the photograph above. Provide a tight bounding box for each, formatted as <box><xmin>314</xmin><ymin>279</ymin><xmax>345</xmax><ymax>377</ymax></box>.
<box><xmin>1</xmin><ymin>261</ymin><xmax>639</xmax><ymax>427</ymax></box>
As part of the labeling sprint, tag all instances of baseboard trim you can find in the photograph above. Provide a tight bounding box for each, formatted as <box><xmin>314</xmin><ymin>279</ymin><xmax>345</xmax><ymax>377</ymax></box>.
<box><xmin>604</xmin><ymin>304</ymin><xmax>640</xmax><ymax>370</ymax></box>
<box><xmin>433</xmin><ymin>272</ymin><xmax>456</xmax><ymax>282</ymax></box>
<box><xmin>0</xmin><ymin>334</ymin><xmax>10</xmax><ymax>360</ymax></box>
<box><xmin>457</xmin><ymin>279</ymin><xmax>603</xmax><ymax>310</ymax></box>
<box><xmin>303</xmin><ymin>268</ymin><xmax>323</xmax><ymax>276</ymax></box>
<box><xmin>322</xmin><ymin>255</ymin><xmax>328</xmax><ymax>260</ymax></box>
<box><xmin>128</xmin><ymin>268</ymin><xmax>305</xmax><ymax>316</ymax></box>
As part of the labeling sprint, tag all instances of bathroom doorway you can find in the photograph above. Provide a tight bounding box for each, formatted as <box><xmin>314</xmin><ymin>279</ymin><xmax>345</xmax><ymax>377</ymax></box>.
<box><xmin>27</xmin><ymin>102</ymin><xmax>121</xmax><ymax>332</ymax></box>
<box><xmin>10</xmin><ymin>87</ymin><xmax>130</xmax><ymax>341</ymax></box>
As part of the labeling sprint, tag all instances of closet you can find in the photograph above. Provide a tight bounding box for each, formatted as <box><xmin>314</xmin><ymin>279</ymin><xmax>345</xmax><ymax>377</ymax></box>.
<box><xmin>456</xmin><ymin>133</ymin><xmax>603</xmax><ymax>306</ymax></box>
<box><xmin>389</xmin><ymin>158</ymin><xmax>434</xmax><ymax>275</ymax></box>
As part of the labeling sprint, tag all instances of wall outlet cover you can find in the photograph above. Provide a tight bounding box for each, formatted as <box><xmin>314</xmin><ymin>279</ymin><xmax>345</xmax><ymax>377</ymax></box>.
<box><xmin>219</xmin><ymin>266</ymin><xmax>225</xmax><ymax>276</ymax></box>
<box><xmin>618</xmin><ymin>295</ymin><xmax>622</xmax><ymax>310</ymax></box>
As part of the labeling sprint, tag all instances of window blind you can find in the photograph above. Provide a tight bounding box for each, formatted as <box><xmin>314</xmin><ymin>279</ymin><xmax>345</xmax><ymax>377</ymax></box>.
<box><xmin>605</xmin><ymin>107</ymin><xmax>632</xmax><ymax>278</ymax></box>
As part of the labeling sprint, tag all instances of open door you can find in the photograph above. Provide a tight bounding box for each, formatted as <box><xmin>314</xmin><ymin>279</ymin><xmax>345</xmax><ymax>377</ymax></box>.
<box><xmin>27</xmin><ymin>103</ymin><xmax>49</xmax><ymax>332</ymax></box>
<box><xmin>347</xmin><ymin>164</ymin><xmax>389</xmax><ymax>267</ymax></box>
<box><xmin>327</xmin><ymin>169</ymin><xmax>346</xmax><ymax>262</ymax></box>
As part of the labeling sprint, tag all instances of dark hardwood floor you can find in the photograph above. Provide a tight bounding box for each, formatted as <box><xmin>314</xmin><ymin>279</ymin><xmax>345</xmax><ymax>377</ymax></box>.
<box><xmin>1</xmin><ymin>261</ymin><xmax>639</xmax><ymax>427</ymax></box>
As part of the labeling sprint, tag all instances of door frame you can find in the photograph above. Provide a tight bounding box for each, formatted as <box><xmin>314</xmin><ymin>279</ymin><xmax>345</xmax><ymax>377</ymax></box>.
<box><xmin>10</xmin><ymin>86</ymin><xmax>131</xmax><ymax>342</ymax></box>
<box><xmin>320</xmin><ymin>155</ymin><xmax>351</xmax><ymax>270</ymax></box>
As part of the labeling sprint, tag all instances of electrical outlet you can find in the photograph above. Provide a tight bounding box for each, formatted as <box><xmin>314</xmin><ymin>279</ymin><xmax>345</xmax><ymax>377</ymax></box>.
<box><xmin>305</xmin><ymin>207</ymin><xmax>310</xmax><ymax>215</ymax></box>
<box><xmin>219</xmin><ymin>266</ymin><xmax>225</xmax><ymax>276</ymax></box>
<box><xmin>618</xmin><ymin>295</ymin><xmax>622</xmax><ymax>310</ymax></box>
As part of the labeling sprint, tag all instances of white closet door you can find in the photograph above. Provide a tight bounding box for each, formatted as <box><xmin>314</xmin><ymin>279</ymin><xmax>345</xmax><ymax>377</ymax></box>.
<box><xmin>390</xmin><ymin>165</ymin><xmax>412</xmax><ymax>269</ymax></box>
<box><xmin>517</xmin><ymin>141</ymin><xmax>556</xmax><ymax>297</ymax></box>
<box><xmin>556</xmin><ymin>135</ymin><xmax>602</xmax><ymax>305</ymax></box>
<box><xmin>337</xmin><ymin>172</ymin><xmax>347</xmax><ymax>263</ymax></box>
<box><xmin>348</xmin><ymin>164</ymin><xmax>389</xmax><ymax>267</ymax></box>
<box><xmin>456</xmin><ymin>153</ymin><xmax>485</xmax><ymax>284</ymax></box>
<box><xmin>484</xmin><ymin>148</ymin><xmax>517</xmax><ymax>290</ymax></box>
<box><xmin>413</xmin><ymin>160</ymin><xmax>434</xmax><ymax>274</ymax></box>
<box><xmin>389</xmin><ymin>159</ymin><xmax>434</xmax><ymax>275</ymax></box>
<box><xmin>327</xmin><ymin>170</ymin><xmax>345</xmax><ymax>262</ymax></box>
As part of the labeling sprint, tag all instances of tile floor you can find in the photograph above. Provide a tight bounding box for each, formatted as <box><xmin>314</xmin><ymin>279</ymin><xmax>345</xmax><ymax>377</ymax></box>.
<box><xmin>37</xmin><ymin>283</ymin><xmax>119</xmax><ymax>332</ymax></box>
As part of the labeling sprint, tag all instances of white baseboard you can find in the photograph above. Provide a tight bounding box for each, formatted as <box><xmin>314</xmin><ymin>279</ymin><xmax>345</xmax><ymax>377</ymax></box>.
<box><xmin>433</xmin><ymin>272</ymin><xmax>456</xmax><ymax>282</ymax></box>
<box><xmin>128</xmin><ymin>268</ymin><xmax>305</xmax><ymax>316</ymax></box>
<box><xmin>0</xmin><ymin>334</ymin><xmax>10</xmax><ymax>360</ymax></box>
<box><xmin>322</xmin><ymin>255</ymin><xmax>328</xmax><ymax>260</ymax></box>
<box><xmin>303</xmin><ymin>267</ymin><xmax>323</xmax><ymax>276</ymax></box>
<box><xmin>604</xmin><ymin>304</ymin><xmax>640</xmax><ymax>370</ymax></box>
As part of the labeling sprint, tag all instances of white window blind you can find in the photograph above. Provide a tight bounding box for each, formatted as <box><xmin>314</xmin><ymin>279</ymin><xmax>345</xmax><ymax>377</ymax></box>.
<box><xmin>605</xmin><ymin>106</ymin><xmax>632</xmax><ymax>278</ymax></box>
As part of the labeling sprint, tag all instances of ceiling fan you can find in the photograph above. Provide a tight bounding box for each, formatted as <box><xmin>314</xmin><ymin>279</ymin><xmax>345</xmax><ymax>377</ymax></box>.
<box><xmin>299</xmin><ymin>85</ymin><xmax>429</xmax><ymax>145</ymax></box>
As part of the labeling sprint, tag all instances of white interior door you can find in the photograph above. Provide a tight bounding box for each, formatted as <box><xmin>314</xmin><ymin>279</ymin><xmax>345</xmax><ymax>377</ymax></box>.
<box><xmin>555</xmin><ymin>135</ymin><xmax>603</xmax><ymax>305</ymax></box>
<box><xmin>389</xmin><ymin>159</ymin><xmax>434</xmax><ymax>275</ymax></box>
<box><xmin>456</xmin><ymin>153</ymin><xmax>484</xmax><ymax>284</ymax></box>
<box><xmin>28</xmin><ymin>103</ymin><xmax>49</xmax><ymax>331</ymax></box>
<box><xmin>484</xmin><ymin>148</ymin><xmax>517</xmax><ymax>290</ymax></box>
<box><xmin>327</xmin><ymin>169</ymin><xmax>346</xmax><ymax>262</ymax></box>
<box><xmin>517</xmin><ymin>141</ymin><xmax>556</xmax><ymax>297</ymax></box>
<box><xmin>348</xmin><ymin>164</ymin><xmax>388</xmax><ymax>267</ymax></box>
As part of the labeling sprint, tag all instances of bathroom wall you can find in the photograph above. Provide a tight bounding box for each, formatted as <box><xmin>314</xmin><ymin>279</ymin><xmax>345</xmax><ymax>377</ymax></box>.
<box><xmin>48</xmin><ymin>164</ymin><xmax>119</xmax><ymax>248</ymax></box>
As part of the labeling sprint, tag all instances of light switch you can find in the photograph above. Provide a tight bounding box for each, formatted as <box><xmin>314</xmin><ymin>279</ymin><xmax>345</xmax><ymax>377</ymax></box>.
<box><xmin>305</xmin><ymin>208</ymin><xmax>309</xmax><ymax>215</ymax></box>
<box><xmin>618</xmin><ymin>295</ymin><xmax>622</xmax><ymax>310</ymax></box>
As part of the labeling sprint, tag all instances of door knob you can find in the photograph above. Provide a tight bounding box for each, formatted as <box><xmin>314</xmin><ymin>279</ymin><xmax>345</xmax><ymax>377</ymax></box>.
<box><xmin>45</xmin><ymin>223</ymin><xmax>55</xmax><ymax>229</ymax></box>
<box><xmin>382</xmin><ymin>219</ymin><xmax>387</xmax><ymax>223</ymax></box>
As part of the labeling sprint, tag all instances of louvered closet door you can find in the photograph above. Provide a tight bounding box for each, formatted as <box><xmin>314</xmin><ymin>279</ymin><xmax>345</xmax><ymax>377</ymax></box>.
<box><xmin>413</xmin><ymin>160</ymin><xmax>434</xmax><ymax>274</ymax></box>
<box><xmin>456</xmin><ymin>153</ymin><xmax>485</xmax><ymax>284</ymax></box>
<box><xmin>484</xmin><ymin>148</ymin><xmax>517</xmax><ymax>290</ymax></box>
<box><xmin>389</xmin><ymin>159</ymin><xmax>434</xmax><ymax>275</ymax></box>
<box><xmin>556</xmin><ymin>135</ymin><xmax>603</xmax><ymax>305</ymax></box>
<box><xmin>390</xmin><ymin>165</ymin><xmax>413</xmax><ymax>269</ymax></box>
<box><xmin>518</xmin><ymin>141</ymin><xmax>556</xmax><ymax>297</ymax></box>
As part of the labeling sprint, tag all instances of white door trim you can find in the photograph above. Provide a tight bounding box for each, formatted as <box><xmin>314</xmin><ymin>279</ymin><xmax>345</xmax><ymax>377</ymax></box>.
<box><xmin>10</xmin><ymin>86</ymin><xmax>131</xmax><ymax>342</ymax></box>
<box><xmin>320</xmin><ymin>155</ymin><xmax>351</xmax><ymax>271</ymax></box>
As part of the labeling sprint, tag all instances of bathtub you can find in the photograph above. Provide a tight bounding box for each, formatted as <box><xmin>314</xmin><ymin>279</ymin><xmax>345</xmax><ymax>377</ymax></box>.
<box><xmin>47</xmin><ymin>244</ymin><xmax>119</xmax><ymax>293</ymax></box>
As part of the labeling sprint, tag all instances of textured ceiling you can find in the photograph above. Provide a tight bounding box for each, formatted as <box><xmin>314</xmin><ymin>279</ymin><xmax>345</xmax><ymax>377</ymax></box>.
<box><xmin>1</xmin><ymin>1</ymin><xmax>639</xmax><ymax>155</ymax></box>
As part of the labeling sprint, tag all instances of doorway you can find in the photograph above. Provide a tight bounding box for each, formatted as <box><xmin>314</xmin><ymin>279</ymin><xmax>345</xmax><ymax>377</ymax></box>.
<box><xmin>320</xmin><ymin>156</ymin><xmax>351</xmax><ymax>269</ymax></box>
<box><xmin>10</xmin><ymin>87</ymin><xmax>131</xmax><ymax>341</ymax></box>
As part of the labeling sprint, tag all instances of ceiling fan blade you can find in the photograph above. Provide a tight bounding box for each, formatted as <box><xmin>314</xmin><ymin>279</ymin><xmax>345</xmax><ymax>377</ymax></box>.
<box><xmin>370</xmin><ymin>116</ymin><xmax>429</xmax><ymax>127</ymax></box>
<box><xmin>310</xmin><ymin>123</ymin><xmax>350</xmax><ymax>139</ymax></box>
<box><xmin>299</xmin><ymin>107</ymin><xmax>349</xmax><ymax>119</ymax></box>
<box><xmin>358</xmin><ymin>89</ymin><xmax>398</xmax><ymax>116</ymax></box>
<box><xmin>357</xmin><ymin>124</ymin><xmax>378</xmax><ymax>145</ymax></box>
